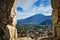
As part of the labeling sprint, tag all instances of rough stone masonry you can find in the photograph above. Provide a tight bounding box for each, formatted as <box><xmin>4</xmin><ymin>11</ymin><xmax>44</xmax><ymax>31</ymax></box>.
<box><xmin>51</xmin><ymin>0</ymin><xmax>60</xmax><ymax>40</ymax></box>
<box><xmin>0</xmin><ymin>0</ymin><xmax>17</xmax><ymax>40</ymax></box>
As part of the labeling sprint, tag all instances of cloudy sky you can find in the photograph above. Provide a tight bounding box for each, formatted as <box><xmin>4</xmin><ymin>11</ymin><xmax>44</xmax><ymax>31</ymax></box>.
<box><xmin>16</xmin><ymin>0</ymin><xmax>53</xmax><ymax>20</ymax></box>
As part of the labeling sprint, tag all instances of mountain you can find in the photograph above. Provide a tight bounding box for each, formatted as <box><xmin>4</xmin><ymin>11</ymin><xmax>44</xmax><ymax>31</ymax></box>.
<box><xmin>17</xmin><ymin>14</ymin><xmax>52</xmax><ymax>24</ymax></box>
<box><xmin>40</xmin><ymin>20</ymin><xmax>52</xmax><ymax>25</ymax></box>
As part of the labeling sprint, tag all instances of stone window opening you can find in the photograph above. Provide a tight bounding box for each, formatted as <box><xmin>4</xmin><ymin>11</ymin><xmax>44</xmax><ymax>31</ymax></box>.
<box><xmin>0</xmin><ymin>0</ymin><xmax>60</xmax><ymax>40</ymax></box>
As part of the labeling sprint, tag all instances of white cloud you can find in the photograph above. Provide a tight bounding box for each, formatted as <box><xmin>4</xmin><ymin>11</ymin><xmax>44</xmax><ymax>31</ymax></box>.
<box><xmin>17</xmin><ymin>0</ymin><xmax>52</xmax><ymax>20</ymax></box>
<box><xmin>16</xmin><ymin>11</ymin><xmax>36</xmax><ymax>20</ymax></box>
<box><xmin>17</xmin><ymin>5</ymin><xmax>52</xmax><ymax>20</ymax></box>
<box><xmin>17</xmin><ymin>0</ymin><xmax>37</xmax><ymax>11</ymax></box>
<box><xmin>37</xmin><ymin>5</ymin><xmax>53</xmax><ymax>15</ymax></box>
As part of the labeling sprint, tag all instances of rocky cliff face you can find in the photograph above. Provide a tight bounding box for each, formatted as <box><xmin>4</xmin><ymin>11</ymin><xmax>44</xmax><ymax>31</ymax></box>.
<box><xmin>0</xmin><ymin>0</ymin><xmax>17</xmax><ymax>40</ymax></box>
<box><xmin>52</xmin><ymin>0</ymin><xmax>60</xmax><ymax>39</ymax></box>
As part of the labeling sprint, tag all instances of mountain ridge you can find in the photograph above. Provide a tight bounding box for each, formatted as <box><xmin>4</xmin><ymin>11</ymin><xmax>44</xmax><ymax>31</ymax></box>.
<box><xmin>17</xmin><ymin>14</ymin><xmax>52</xmax><ymax>24</ymax></box>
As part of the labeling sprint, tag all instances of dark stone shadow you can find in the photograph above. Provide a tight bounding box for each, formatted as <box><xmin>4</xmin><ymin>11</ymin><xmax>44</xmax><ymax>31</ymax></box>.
<box><xmin>0</xmin><ymin>0</ymin><xmax>15</xmax><ymax>40</ymax></box>
<box><xmin>0</xmin><ymin>24</ymin><xmax>10</xmax><ymax>40</ymax></box>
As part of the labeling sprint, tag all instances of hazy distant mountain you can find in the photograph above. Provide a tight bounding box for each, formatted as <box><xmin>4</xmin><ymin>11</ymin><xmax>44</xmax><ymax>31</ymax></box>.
<box><xmin>17</xmin><ymin>14</ymin><xmax>52</xmax><ymax>24</ymax></box>
<box><xmin>40</xmin><ymin>20</ymin><xmax>52</xmax><ymax>25</ymax></box>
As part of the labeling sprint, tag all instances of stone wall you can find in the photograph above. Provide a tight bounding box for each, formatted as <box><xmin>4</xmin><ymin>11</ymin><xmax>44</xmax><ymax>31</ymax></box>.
<box><xmin>51</xmin><ymin>0</ymin><xmax>60</xmax><ymax>39</ymax></box>
<box><xmin>0</xmin><ymin>0</ymin><xmax>17</xmax><ymax>40</ymax></box>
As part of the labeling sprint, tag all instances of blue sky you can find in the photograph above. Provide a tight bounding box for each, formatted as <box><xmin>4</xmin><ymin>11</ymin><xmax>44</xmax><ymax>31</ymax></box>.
<box><xmin>17</xmin><ymin>0</ymin><xmax>53</xmax><ymax>20</ymax></box>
